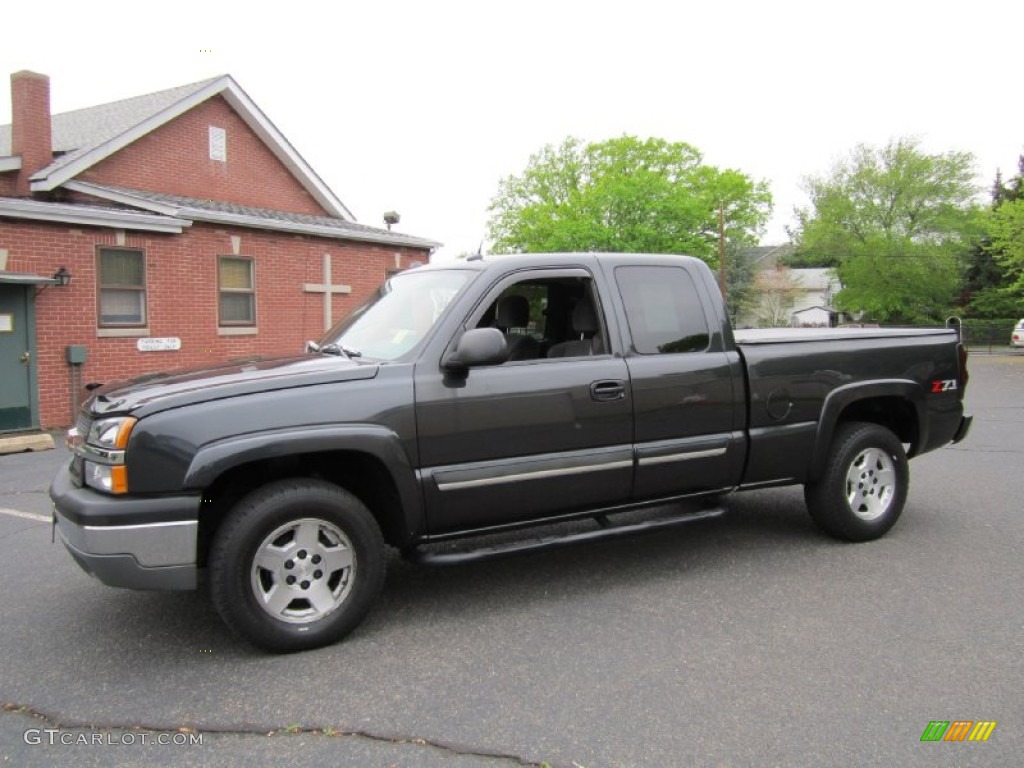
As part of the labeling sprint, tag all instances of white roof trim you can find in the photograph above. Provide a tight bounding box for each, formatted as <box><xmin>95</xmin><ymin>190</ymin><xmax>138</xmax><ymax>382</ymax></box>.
<box><xmin>28</xmin><ymin>76</ymin><xmax>354</xmax><ymax>221</ymax></box>
<box><xmin>217</xmin><ymin>83</ymin><xmax>354</xmax><ymax>221</ymax></box>
<box><xmin>0</xmin><ymin>198</ymin><xmax>190</xmax><ymax>233</ymax></box>
<box><xmin>62</xmin><ymin>182</ymin><xmax>438</xmax><ymax>249</ymax></box>
<box><xmin>0</xmin><ymin>272</ymin><xmax>60</xmax><ymax>285</ymax></box>
<box><xmin>0</xmin><ymin>156</ymin><xmax>22</xmax><ymax>172</ymax></box>
<box><xmin>181</xmin><ymin>207</ymin><xmax>440</xmax><ymax>248</ymax></box>
<box><xmin>63</xmin><ymin>180</ymin><xmax>181</xmax><ymax>216</ymax></box>
<box><xmin>28</xmin><ymin>78</ymin><xmax>235</xmax><ymax>192</ymax></box>
<box><xmin>792</xmin><ymin>305</ymin><xmax>836</xmax><ymax>314</ymax></box>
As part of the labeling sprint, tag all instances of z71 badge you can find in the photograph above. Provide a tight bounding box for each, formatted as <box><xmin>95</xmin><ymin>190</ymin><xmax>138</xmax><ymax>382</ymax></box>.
<box><xmin>931</xmin><ymin>379</ymin><xmax>958</xmax><ymax>393</ymax></box>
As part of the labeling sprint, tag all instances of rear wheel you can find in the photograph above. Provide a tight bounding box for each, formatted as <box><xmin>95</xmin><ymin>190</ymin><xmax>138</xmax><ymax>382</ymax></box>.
<box><xmin>804</xmin><ymin>422</ymin><xmax>909</xmax><ymax>542</ymax></box>
<box><xmin>209</xmin><ymin>479</ymin><xmax>385</xmax><ymax>652</ymax></box>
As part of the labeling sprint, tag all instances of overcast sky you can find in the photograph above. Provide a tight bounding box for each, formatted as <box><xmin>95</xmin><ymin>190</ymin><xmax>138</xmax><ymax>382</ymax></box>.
<box><xmin>3</xmin><ymin>0</ymin><xmax>1021</xmax><ymax>260</ymax></box>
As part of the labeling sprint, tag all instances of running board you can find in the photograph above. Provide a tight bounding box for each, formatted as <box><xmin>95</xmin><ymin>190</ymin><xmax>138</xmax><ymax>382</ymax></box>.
<box><xmin>407</xmin><ymin>506</ymin><xmax>725</xmax><ymax>566</ymax></box>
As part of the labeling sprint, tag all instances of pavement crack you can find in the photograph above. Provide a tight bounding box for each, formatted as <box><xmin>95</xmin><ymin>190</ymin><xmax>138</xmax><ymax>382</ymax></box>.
<box><xmin>2</xmin><ymin>702</ymin><xmax>554</xmax><ymax>766</ymax></box>
<box><xmin>948</xmin><ymin>446</ymin><xmax>1024</xmax><ymax>454</ymax></box>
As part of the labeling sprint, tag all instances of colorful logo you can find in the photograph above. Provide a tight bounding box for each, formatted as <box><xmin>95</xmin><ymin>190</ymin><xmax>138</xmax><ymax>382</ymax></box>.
<box><xmin>920</xmin><ymin>721</ymin><xmax>997</xmax><ymax>742</ymax></box>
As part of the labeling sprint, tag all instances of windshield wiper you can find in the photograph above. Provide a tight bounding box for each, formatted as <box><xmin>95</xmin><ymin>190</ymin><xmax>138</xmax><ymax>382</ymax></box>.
<box><xmin>319</xmin><ymin>342</ymin><xmax>362</xmax><ymax>359</ymax></box>
<box><xmin>305</xmin><ymin>340</ymin><xmax>360</xmax><ymax>358</ymax></box>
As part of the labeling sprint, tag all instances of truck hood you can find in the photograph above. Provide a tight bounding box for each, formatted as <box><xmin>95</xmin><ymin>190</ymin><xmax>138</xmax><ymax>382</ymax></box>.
<box><xmin>86</xmin><ymin>354</ymin><xmax>379</xmax><ymax>417</ymax></box>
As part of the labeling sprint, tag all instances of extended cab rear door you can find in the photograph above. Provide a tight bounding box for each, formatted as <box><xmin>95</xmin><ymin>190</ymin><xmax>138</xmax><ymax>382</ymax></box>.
<box><xmin>603</xmin><ymin>258</ymin><xmax>747</xmax><ymax>501</ymax></box>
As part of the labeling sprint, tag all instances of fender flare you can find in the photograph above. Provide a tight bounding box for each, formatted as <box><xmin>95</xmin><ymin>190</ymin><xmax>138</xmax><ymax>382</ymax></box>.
<box><xmin>809</xmin><ymin>379</ymin><xmax>926</xmax><ymax>482</ymax></box>
<box><xmin>183</xmin><ymin>423</ymin><xmax>423</xmax><ymax>540</ymax></box>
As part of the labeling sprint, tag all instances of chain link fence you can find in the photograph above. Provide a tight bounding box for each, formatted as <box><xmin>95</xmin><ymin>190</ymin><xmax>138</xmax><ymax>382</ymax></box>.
<box><xmin>958</xmin><ymin>318</ymin><xmax>1023</xmax><ymax>354</ymax></box>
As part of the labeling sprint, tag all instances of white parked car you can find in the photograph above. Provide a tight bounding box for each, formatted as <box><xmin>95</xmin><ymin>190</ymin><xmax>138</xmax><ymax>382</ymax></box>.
<box><xmin>1012</xmin><ymin>319</ymin><xmax>1024</xmax><ymax>348</ymax></box>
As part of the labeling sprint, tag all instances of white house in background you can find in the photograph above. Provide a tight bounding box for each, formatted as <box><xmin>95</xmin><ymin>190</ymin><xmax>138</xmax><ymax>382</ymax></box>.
<box><xmin>735</xmin><ymin>245</ymin><xmax>842</xmax><ymax>328</ymax></box>
<box><xmin>788</xmin><ymin>268</ymin><xmax>841</xmax><ymax>327</ymax></box>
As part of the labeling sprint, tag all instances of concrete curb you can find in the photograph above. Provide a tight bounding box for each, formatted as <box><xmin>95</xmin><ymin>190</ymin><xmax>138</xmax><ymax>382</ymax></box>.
<box><xmin>0</xmin><ymin>432</ymin><xmax>55</xmax><ymax>455</ymax></box>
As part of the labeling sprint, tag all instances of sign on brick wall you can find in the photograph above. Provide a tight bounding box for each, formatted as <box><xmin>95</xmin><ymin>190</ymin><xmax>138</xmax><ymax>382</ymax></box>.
<box><xmin>136</xmin><ymin>337</ymin><xmax>181</xmax><ymax>352</ymax></box>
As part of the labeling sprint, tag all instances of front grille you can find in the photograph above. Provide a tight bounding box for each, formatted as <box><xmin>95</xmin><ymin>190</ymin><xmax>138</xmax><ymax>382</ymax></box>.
<box><xmin>75</xmin><ymin>410</ymin><xmax>93</xmax><ymax>441</ymax></box>
<box><xmin>69</xmin><ymin>410</ymin><xmax>92</xmax><ymax>487</ymax></box>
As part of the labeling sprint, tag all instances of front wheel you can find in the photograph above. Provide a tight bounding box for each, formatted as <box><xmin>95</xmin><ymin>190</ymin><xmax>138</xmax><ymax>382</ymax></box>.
<box><xmin>209</xmin><ymin>479</ymin><xmax>385</xmax><ymax>652</ymax></box>
<box><xmin>804</xmin><ymin>422</ymin><xmax>909</xmax><ymax>542</ymax></box>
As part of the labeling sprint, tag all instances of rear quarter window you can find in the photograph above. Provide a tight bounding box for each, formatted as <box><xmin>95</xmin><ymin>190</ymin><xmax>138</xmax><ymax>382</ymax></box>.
<box><xmin>614</xmin><ymin>265</ymin><xmax>710</xmax><ymax>354</ymax></box>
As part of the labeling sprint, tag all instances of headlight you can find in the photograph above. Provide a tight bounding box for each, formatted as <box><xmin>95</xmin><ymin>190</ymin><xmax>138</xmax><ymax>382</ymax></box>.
<box><xmin>82</xmin><ymin>416</ymin><xmax>136</xmax><ymax>494</ymax></box>
<box><xmin>87</xmin><ymin>417</ymin><xmax>136</xmax><ymax>450</ymax></box>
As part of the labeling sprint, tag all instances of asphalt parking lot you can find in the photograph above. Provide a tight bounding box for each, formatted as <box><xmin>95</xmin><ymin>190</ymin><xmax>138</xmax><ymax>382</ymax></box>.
<box><xmin>0</xmin><ymin>353</ymin><xmax>1021</xmax><ymax>767</ymax></box>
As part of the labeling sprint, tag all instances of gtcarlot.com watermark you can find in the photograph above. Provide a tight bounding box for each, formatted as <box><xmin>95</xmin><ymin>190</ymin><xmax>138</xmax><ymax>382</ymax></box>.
<box><xmin>24</xmin><ymin>728</ymin><xmax>203</xmax><ymax>747</ymax></box>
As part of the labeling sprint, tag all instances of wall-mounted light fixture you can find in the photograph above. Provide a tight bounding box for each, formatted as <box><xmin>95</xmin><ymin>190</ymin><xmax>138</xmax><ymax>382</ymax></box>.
<box><xmin>35</xmin><ymin>266</ymin><xmax>72</xmax><ymax>296</ymax></box>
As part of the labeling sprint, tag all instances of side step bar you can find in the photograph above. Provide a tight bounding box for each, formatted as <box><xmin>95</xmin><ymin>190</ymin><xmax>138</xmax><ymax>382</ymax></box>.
<box><xmin>407</xmin><ymin>506</ymin><xmax>725</xmax><ymax>566</ymax></box>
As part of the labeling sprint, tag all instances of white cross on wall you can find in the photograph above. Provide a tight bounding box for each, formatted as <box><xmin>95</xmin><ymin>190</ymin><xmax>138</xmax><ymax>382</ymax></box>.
<box><xmin>303</xmin><ymin>254</ymin><xmax>352</xmax><ymax>330</ymax></box>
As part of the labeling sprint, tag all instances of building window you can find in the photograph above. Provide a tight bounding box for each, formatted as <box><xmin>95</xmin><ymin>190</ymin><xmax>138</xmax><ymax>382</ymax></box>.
<box><xmin>219</xmin><ymin>256</ymin><xmax>255</xmax><ymax>326</ymax></box>
<box><xmin>97</xmin><ymin>247</ymin><xmax>146</xmax><ymax>326</ymax></box>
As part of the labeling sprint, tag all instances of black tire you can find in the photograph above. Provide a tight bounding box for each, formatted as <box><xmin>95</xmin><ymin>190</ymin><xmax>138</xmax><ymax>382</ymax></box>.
<box><xmin>209</xmin><ymin>479</ymin><xmax>385</xmax><ymax>652</ymax></box>
<box><xmin>804</xmin><ymin>421</ymin><xmax>909</xmax><ymax>542</ymax></box>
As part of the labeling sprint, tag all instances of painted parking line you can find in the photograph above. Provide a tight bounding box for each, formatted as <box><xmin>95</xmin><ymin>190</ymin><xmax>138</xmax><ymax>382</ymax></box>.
<box><xmin>0</xmin><ymin>507</ymin><xmax>50</xmax><ymax>524</ymax></box>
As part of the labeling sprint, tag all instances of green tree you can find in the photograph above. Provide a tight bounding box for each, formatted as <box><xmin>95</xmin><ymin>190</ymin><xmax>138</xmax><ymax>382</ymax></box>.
<box><xmin>978</xmin><ymin>154</ymin><xmax>1024</xmax><ymax>299</ymax></box>
<box><xmin>964</xmin><ymin>159</ymin><xmax>1024</xmax><ymax>317</ymax></box>
<box><xmin>792</xmin><ymin>138</ymin><xmax>982</xmax><ymax>324</ymax></box>
<box><xmin>989</xmin><ymin>197</ymin><xmax>1024</xmax><ymax>293</ymax></box>
<box><xmin>487</xmin><ymin>136</ymin><xmax>772</xmax><ymax>265</ymax></box>
<box><xmin>722</xmin><ymin>242</ymin><xmax>759</xmax><ymax>326</ymax></box>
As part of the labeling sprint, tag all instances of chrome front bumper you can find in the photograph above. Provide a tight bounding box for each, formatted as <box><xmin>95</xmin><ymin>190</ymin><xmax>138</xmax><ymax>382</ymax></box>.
<box><xmin>50</xmin><ymin>465</ymin><xmax>199</xmax><ymax>591</ymax></box>
<box><xmin>56</xmin><ymin>510</ymin><xmax>198</xmax><ymax>590</ymax></box>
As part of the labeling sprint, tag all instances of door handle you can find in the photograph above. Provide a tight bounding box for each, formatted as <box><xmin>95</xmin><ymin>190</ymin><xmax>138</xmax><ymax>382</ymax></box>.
<box><xmin>20</xmin><ymin>351</ymin><xmax>31</xmax><ymax>364</ymax></box>
<box><xmin>590</xmin><ymin>380</ymin><xmax>626</xmax><ymax>402</ymax></box>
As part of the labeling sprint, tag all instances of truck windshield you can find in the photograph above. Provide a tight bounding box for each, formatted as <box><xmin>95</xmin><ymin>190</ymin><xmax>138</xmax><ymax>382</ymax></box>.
<box><xmin>318</xmin><ymin>269</ymin><xmax>472</xmax><ymax>361</ymax></box>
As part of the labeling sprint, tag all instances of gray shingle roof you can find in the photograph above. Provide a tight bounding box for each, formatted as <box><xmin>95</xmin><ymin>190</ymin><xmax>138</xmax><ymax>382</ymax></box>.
<box><xmin>2</xmin><ymin>74</ymin><xmax>354</xmax><ymax>220</ymax></box>
<box><xmin>0</xmin><ymin>77</ymin><xmax>220</xmax><ymax>163</ymax></box>
<box><xmin>2</xmin><ymin>74</ymin><xmax>437</xmax><ymax>247</ymax></box>
<box><xmin>78</xmin><ymin>183</ymin><xmax>440</xmax><ymax>249</ymax></box>
<box><xmin>737</xmin><ymin>244</ymin><xmax>795</xmax><ymax>271</ymax></box>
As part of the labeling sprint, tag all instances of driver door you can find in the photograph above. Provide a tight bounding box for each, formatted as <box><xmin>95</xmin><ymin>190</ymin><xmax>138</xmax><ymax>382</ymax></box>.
<box><xmin>414</xmin><ymin>268</ymin><xmax>634</xmax><ymax>534</ymax></box>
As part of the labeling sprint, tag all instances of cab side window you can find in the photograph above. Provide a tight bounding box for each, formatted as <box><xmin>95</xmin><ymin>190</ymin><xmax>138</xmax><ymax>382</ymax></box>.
<box><xmin>488</xmin><ymin>284</ymin><xmax>545</xmax><ymax>361</ymax></box>
<box><xmin>615</xmin><ymin>266</ymin><xmax>710</xmax><ymax>354</ymax></box>
<box><xmin>475</xmin><ymin>276</ymin><xmax>608</xmax><ymax>361</ymax></box>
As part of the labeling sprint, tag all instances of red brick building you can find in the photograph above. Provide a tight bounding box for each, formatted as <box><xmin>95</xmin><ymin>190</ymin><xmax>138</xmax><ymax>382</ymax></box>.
<box><xmin>0</xmin><ymin>71</ymin><xmax>438</xmax><ymax>431</ymax></box>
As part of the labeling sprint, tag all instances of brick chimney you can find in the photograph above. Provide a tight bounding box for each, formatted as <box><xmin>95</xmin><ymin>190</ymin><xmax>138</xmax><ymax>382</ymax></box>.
<box><xmin>10</xmin><ymin>70</ymin><xmax>53</xmax><ymax>197</ymax></box>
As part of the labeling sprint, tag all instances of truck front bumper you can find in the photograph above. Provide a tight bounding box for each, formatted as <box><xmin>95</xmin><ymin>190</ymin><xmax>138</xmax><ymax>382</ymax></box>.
<box><xmin>50</xmin><ymin>465</ymin><xmax>200</xmax><ymax>591</ymax></box>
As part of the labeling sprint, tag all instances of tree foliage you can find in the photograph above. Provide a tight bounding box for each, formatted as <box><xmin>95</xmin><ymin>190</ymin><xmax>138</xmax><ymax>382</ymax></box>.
<box><xmin>985</xmin><ymin>156</ymin><xmax>1024</xmax><ymax>299</ymax></box>
<box><xmin>487</xmin><ymin>136</ymin><xmax>772</xmax><ymax>264</ymax></box>
<box><xmin>723</xmin><ymin>242</ymin><xmax>759</xmax><ymax>327</ymax></box>
<box><xmin>989</xmin><ymin>199</ymin><xmax>1024</xmax><ymax>291</ymax></box>
<box><xmin>963</xmin><ymin>157</ymin><xmax>1024</xmax><ymax>317</ymax></box>
<box><xmin>791</xmin><ymin>138</ymin><xmax>982</xmax><ymax>324</ymax></box>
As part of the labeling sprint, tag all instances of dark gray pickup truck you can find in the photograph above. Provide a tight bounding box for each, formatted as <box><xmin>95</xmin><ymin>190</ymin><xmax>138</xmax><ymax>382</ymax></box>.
<box><xmin>51</xmin><ymin>253</ymin><xmax>972</xmax><ymax>651</ymax></box>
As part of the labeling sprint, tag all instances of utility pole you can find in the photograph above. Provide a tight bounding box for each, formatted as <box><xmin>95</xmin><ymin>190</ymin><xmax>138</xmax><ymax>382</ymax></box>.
<box><xmin>718</xmin><ymin>201</ymin><xmax>727</xmax><ymax>299</ymax></box>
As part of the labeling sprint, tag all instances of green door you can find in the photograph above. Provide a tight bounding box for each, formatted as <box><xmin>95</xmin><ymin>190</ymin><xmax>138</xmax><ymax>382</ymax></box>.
<box><xmin>0</xmin><ymin>285</ymin><xmax>34</xmax><ymax>431</ymax></box>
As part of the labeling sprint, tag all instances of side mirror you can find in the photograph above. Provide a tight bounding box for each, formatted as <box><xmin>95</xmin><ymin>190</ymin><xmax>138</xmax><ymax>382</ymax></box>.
<box><xmin>443</xmin><ymin>328</ymin><xmax>509</xmax><ymax>372</ymax></box>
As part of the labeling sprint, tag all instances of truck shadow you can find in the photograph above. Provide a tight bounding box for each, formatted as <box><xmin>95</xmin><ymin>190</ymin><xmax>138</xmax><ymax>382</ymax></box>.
<box><xmin>64</xmin><ymin>488</ymin><xmax>833</xmax><ymax>658</ymax></box>
<box><xmin>366</xmin><ymin>487</ymin><xmax>832</xmax><ymax>633</ymax></box>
